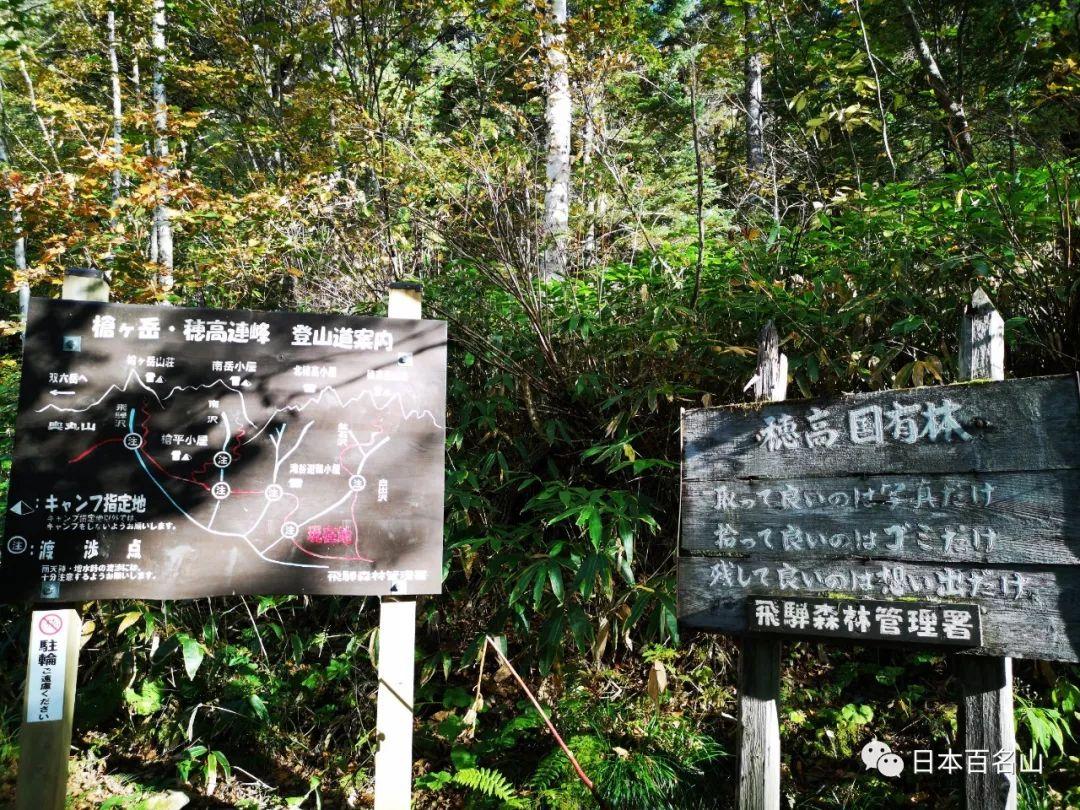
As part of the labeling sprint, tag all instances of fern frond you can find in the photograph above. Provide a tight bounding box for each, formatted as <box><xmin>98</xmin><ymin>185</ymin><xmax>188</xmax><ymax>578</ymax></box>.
<box><xmin>530</xmin><ymin>749</ymin><xmax>568</xmax><ymax>789</ymax></box>
<box><xmin>453</xmin><ymin>766</ymin><xmax>520</xmax><ymax>805</ymax></box>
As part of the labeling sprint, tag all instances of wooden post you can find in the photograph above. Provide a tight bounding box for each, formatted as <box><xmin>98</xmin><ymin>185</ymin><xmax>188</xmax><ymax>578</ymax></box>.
<box><xmin>959</xmin><ymin>288</ymin><xmax>1005</xmax><ymax>383</ymax></box>
<box><xmin>15</xmin><ymin>267</ymin><xmax>108</xmax><ymax>810</ymax></box>
<box><xmin>60</xmin><ymin>266</ymin><xmax>110</xmax><ymax>303</ymax></box>
<box><xmin>956</xmin><ymin>288</ymin><xmax>1016</xmax><ymax>810</ymax></box>
<box><xmin>737</xmin><ymin>322</ymin><xmax>785</xmax><ymax>810</ymax></box>
<box><xmin>373</xmin><ymin>281</ymin><xmax>422</xmax><ymax>810</ymax></box>
<box><xmin>15</xmin><ymin>609</ymin><xmax>82</xmax><ymax>810</ymax></box>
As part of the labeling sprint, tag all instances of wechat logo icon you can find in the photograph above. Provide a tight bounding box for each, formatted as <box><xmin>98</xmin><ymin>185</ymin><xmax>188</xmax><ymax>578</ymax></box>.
<box><xmin>861</xmin><ymin>739</ymin><xmax>905</xmax><ymax>778</ymax></box>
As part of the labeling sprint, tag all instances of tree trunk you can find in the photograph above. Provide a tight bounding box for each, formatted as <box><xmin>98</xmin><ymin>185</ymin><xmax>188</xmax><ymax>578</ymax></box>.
<box><xmin>854</xmin><ymin>0</ymin><xmax>896</xmax><ymax>176</ymax></box>
<box><xmin>131</xmin><ymin>44</ymin><xmax>160</xmax><ymax>262</ymax></box>
<box><xmin>744</xmin><ymin>2</ymin><xmax>765</xmax><ymax>180</ymax></box>
<box><xmin>131</xmin><ymin>46</ymin><xmax>141</xmax><ymax>110</ymax></box>
<box><xmin>0</xmin><ymin>77</ymin><xmax>28</xmax><ymax>318</ymax></box>
<box><xmin>901</xmin><ymin>1</ymin><xmax>974</xmax><ymax>166</ymax></box>
<box><xmin>540</xmin><ymin>0</ymin><xmax>571</xmax><ymax>281</ymax></box>
<box><xmin>689</xmin><ymin>60</ymin><xmax>706</xmax><ymax>308</ymax></box>
<box><xmin>151</xmin><ymin>0</ymin><xmax>174</xmax><ymax>293</ymax></box>
<box><xmin>17</xmin><ymin>51</ymin><xmax>60</xmax><ymax>171</ymax></box>
<box><xmin>581</xmin><ymin>83</ymin><xmax>604</xmax><ymax>267</ymax></box>
<box><xmin>108</xmin><ymin>3</ymin><xmax>123</xmax><ymax>204</ymax></box>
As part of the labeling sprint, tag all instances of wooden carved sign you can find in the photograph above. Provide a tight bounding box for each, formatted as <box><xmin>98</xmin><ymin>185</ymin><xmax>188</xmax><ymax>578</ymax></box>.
<box><xmin>678</xmin><ymin>374</ymin><xmax>1080</xmax><ymax>662</ymax></box>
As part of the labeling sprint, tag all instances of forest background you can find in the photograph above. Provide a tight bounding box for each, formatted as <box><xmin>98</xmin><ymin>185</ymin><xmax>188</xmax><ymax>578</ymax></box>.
<box><xmin>0</xmin><ymin>0</ymin><xmax>1077</xmax><ymax>807</ymax></box>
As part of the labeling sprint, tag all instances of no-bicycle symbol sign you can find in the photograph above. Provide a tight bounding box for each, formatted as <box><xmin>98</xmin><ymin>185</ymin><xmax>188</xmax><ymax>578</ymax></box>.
<box><xmin>26</xmin><ymin>610</ymin><xmax>71</xmax><ymax>723</ymax></box>
<box><xmin>37</xmin><ymin>613</ymin><xmax>64</xmax><ymax>636</ymax></box>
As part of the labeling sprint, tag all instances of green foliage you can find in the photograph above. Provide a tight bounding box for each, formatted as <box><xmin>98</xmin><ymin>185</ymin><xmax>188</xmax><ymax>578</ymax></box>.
<box><xmin>123</xmin><ymin>679</ymin><xmax>164</xmax><ymax>716</ymax></box>
<box><xmin>0</xmin><ymin>357</ymin><xmax>20</xmax><ymax>536</ymax></box>
<box><xmin>1016</xmin><ymin>696</ymin><xmax>1072</xmax><ymax>759</ymax></box>
<box><xmin>285</xmin><ymin>776</ymin><xmax>323</xmax><ymax>809</ymax></box>
<box><xmin>1015</xmin><ymin>673</ymin><xmax>1080</xmax><ymax>780</ymax></box>
<box><xmin>451</xmin><ymin>767</ymin><xmax>523</xmax><ymax>806</ymax></box>
<box><xmin>175</xmin><ymin>633</ymin><xmax>206</xmax><ymax>681</ymax></box>
<box><xmin>516</xmin><ymin>676</ymin><xmax>724</xmax><ymax>808</ymax></box>
<box><xmin>417</xmin><ymin>741</ymin><xmax>526</xmax><ymax>807</ymax></box>
<box><xmin>0</xmin><ymin>0</ymin><xmax>1077</xmax><ymax>805</ymax></box>
<box><xmin>817</xmin><ymin>703</ymin><xmax>875</xmax><ymax>759</ymax></box>
<box><xmin>594</xmin><ymin>751</ymin><xmax>679</xmax><ymax>809</ymax></box>
<box><xmin>176</xmin><ymin>744</ymin><xmax>232</xmax><ymax>794</ymax></box>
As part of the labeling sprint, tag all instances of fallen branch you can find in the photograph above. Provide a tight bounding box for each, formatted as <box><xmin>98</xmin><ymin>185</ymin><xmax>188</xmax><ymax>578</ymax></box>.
<box><xmin>483</xmin><ymin>636</ymin><xmax>605</xmax><ymax>805</ymax></box>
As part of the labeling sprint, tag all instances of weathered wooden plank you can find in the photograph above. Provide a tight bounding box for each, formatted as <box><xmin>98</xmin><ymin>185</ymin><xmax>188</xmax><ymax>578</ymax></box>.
<box><xmin>683</xmin><ymin>375</ymin><xmax>1080</xmax><ymax>482</ymax></box>
<box><xmin>680</xmin><ymin>470</ymin><xmax>1080</xmax><ymax>565</ymax></box>
<box><xmin>15</xmin><ymin>270</ymin><xmax>104</xmax><ymax>810</ymax></box>
<box><xmin>750</xmin><ymin>320</ymin><xmax>787</xmax><ymax>403</ymax></box>
<box><xmin>959</xmin><ymin>288</ymin><xmax>1005</xmax><ymax>382</ymax></box>
<box><xmin>677</xmin><ymin>556</ymin><xmax>1080</xmax><ymax>662</ymax></box>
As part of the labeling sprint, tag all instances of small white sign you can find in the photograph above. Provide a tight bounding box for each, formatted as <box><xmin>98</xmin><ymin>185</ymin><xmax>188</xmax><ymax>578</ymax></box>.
<box><xmin>26</xmin><ymin>612</ymin><xmax>69</xmax><ymax>723</ymax></box>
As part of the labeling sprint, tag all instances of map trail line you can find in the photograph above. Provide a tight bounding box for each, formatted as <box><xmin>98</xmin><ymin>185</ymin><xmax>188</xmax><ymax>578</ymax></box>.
<box><xmin>34</xmin><ymin>367</ymin><xmax>444</xmax><ymax>433</ymax></box>
<box><xmin>126</xmin><ymin>408</ymin><xmax>328</xmax><ymax>569</ymax></box>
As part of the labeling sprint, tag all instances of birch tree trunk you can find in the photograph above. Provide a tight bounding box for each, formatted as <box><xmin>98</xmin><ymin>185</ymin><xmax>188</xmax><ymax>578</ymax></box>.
<box><xmin>540</xmin><ymin>0</ymin><xmax>571</xmax><ymax>281</ymax></box>
<box><xmin>151</xmin><ymin>0</ymin><xmax>174</xmax><ymax>293</ymax></box>
<box><xmin>17</xmin><ymin>51</ymin><xmax>60</xmax><ymax>171</ymax></box>
<box><xmin>581</xmin><ymin>83</ymin><xmax>605</xmax><ymax>267</ymax></box>
<box><xmin>744</xmin><ymin>2</ymin><xmax>765</xmax><ymax>182</ymax></box>
<box><xmin>689</xmin><ymin>60</ymin><xmax>706</xmax><ymax>308</ymax></box>
<box><xmin>901</xmin><ymin>1</ymin><xmax>974</xmax><ymax>166</ymax></box>
<box><xmin>0</xmin><ymin>78</ymin><xmax>28</xmax><ymax>319</ymax></box>
<box><xmin>108</xmin><ymin>2</ymin><xmax>123</xmax><ymax>204</ymax></box>
<box><xmin>131</xmin><ymin>50</ymin><xmax>159</xmax><ymax>263</ymax></box>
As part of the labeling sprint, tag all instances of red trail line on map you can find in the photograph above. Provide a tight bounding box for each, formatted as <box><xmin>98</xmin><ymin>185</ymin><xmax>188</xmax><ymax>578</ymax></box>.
<box><xmin>68</xmin><ymin>437</ymin><xmax>123</xmax><ymax>463</ymax></box>
<box><xmin>139</xmin><ymin>403</ymin><xmax>259</xmax><ymax>493</ymax></box>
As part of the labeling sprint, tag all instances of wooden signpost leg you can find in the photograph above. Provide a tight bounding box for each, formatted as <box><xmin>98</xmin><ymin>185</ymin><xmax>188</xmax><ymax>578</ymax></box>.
<box><xmin>15</xmin><ymin>267</ymin><xmax>108</xmax><ymax>810</ymax></box>
<box><xmin>374</xmin><ymin>597</ymin><xmax>417</xmax><ymax>809</ymax></box>
<box><xmin>738</xmin><ymin>322</ymin><xmax>786</xmax><ymax>810</ymax></box>
<box><xmin>374</xmin><ymin>281</ymin><xmax>423</xmax><ymax>810</ymax></box>
<box><xmin>16</xmin><ymin>609</ymin><xmax>82</xmax><ymax>810</ymax></box>
<box><xmin>959</xmin><ymin>656</ymin><xmax>1016</xmax><ymax>808</ymax></box>
<box><xmin>957</xmin><ymin>288</ymin><xmax>1016</xmax><ymax>810</ymax></box>
<box><xmin>738</xmin><ymin>637</ymin><xmax>781</xmax><ymax>810</ymax></box>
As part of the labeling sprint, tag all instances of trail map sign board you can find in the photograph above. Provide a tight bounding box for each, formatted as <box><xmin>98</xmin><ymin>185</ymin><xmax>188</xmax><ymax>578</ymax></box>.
<box><xmin>678</xmin><ymin>374</ymin><xmax>1080</xmax><ymax>662</ymax></box>
<box><xmin>1</xmin><ymin>298</ymin><xmax>447</xmax><ymax>600</ymax></box>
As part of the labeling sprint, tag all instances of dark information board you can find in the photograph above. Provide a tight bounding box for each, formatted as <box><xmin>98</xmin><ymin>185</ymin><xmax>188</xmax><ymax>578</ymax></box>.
<box><xmin>678</xmin><ymin>375</ymin><xmax>1080</xmax><ymax>662</ymax></box>
<box><xmin>1</xmin><ymin>298</ymin><xmax>447</xmax><ymax>601</ymax></box>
